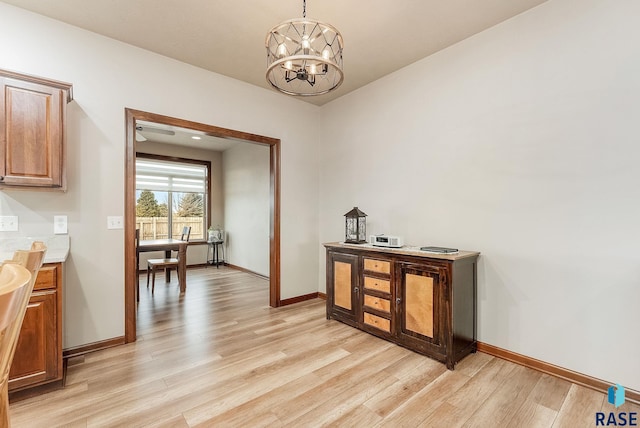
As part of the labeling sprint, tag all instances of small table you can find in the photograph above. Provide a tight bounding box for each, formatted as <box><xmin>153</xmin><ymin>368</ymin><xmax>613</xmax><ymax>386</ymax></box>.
<box><xmin>207</xmin><ymin>240</ymin><xmax>224</xmax><ymax>268</ymax></box>
<box><xmin>138</xmin><ymin>239</ymin><xmax>188</xmax><ymax>292</ymax></box>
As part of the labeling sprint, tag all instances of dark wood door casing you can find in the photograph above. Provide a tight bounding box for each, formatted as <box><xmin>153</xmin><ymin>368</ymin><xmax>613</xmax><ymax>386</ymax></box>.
<box><xmin>124</xmin><ymin>109</ymin><xmax>281</xmax><ymax>343</ymax></box>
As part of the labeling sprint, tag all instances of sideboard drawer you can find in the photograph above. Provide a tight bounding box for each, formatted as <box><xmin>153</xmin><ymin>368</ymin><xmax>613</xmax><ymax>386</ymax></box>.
<box><xmin>364</xmin><ymin>276</ymin><xmax>391</xmax><ymax>294</ymax></box>
<box><xmin>364</xmin><ymin>258</ymin><xmax>391</xmax><ymax>275</ymax></box>
<box><xmin>364</xmin><ymin>295</ymin><xmax>391</xmax><ymax>314</ymax></box>
<box><xmin>363</xmin><ymin>312</ymin><xmax>391</xmax><ymax>333</ymax></box>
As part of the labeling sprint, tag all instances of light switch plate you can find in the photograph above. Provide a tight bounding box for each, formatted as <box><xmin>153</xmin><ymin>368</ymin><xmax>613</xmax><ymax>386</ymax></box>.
<box><xmin>107</xmin><ymin>216</ymin><xmax>124</xmax><ymax>230</ymax></box>
<box><xmin>54</xmin><ymin>215</ymin><xmax>68</xmax><ymax>234</ymax></box>
<box><xmin>0</xmin><ymin>215</ymin><xmax>19</xmax><ymax>231</ymax></box>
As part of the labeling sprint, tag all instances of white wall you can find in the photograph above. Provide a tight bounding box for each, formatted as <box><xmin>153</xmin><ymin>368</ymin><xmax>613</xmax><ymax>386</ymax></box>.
<box><xmin>319</xmin><ymin>0</ymin><xmax>640</xmax><ymax>390</ymax></box>
<box><xmin>222</xmin><ymin>143</ymin><xmax>270</xmax><ymax>276</ymax></box>
<box><xmin>0</xmin><ymin>3</ymin><xmax>320</xmax><ymax>348</ymax></box>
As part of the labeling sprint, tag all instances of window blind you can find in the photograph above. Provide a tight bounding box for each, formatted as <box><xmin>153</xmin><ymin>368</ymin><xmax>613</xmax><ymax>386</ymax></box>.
<box><xmin>135</xmin><ymin>159</ymin><xmax>206</xmax><ymax>193</ymax></box>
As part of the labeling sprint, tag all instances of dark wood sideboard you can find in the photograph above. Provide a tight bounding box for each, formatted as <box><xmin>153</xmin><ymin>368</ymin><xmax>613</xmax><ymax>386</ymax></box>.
<box><xmin>325</xmin><ymin>242</ymin><xmax>479</xmax><ymax>370</ymax></box>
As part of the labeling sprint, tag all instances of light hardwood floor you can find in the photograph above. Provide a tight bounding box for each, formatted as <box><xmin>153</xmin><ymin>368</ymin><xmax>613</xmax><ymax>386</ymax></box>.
<box><xmin>9</xmin><ymin>267</ymin><xmax>639</xmax><ymax>427</ymax></box>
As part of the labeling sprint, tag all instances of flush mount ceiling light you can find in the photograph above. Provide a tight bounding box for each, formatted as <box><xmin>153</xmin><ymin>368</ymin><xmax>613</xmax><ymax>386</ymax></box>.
<box><xmin>265</xmin><ymin>0</ymin><xmax>344</xmax><ymax>96</ymax></box>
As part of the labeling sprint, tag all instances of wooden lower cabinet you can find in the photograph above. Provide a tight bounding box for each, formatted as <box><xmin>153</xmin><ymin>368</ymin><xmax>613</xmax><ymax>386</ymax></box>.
<box><xmin>325</xmin><ymin>243</ymin><xmax>479</xmax><ymax>370</ymax></box>
<box><xmin>8</xmin><ymin>262</ymin><xmax>64</xmax><ymax>395</ymax></box>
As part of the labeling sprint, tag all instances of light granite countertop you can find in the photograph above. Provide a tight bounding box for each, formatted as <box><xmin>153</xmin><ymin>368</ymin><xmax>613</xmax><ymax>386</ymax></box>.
<box><xmin>0</xmin><ymin>235</ymin><xmax>70</xmax><ymax>264</ymax></box>
<box><xmin>323</xmin><ymin>241</ymin><xmax>480</xmax><ymax>261</ymax></box>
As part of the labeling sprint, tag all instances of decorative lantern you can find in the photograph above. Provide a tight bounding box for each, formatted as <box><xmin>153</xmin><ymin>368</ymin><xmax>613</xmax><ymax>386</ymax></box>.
<box><xmin>344</xmin><ymin>207</ymin><xmax>367</xmax><ymax>244</ymax></box>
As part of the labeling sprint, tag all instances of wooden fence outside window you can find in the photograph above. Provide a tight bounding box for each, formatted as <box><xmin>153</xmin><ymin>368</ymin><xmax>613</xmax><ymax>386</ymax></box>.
<box><xmin>136</xmin><ymin>217</ymin><xmax>204</xmax><ymax>240</ymax></box>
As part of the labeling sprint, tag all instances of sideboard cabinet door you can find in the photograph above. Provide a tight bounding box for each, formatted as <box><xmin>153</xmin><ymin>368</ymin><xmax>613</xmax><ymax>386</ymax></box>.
<box><xmin>326</xmin><ymin>251</ymin><xmax>360</xmax><ymax>327</ymax></box>
<box><xmin>396</xmin><ymin>262</ymin><xmax>447</xmax><ymax>357</ymax></box>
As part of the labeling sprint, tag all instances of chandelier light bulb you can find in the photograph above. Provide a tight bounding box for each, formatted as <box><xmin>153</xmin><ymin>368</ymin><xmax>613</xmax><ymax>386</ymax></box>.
<box><xmin>277</xmin><ymin>44</ymin><xmax>287</xmax><ymax>58</ymax></box>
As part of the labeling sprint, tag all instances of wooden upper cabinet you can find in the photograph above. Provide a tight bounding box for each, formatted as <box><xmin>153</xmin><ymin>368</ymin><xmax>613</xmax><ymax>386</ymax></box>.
<box><xmin>0</xmin><ymin>69</ymin><xmax>73</xmax><ymax>191</ymax></box>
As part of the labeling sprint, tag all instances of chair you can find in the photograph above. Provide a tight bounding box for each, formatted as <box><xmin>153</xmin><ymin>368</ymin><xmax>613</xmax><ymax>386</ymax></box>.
<box><xmin>0</xmin><ymin>264</ymin><xmax>32</xmax><ymax>428</ymax></box>
<box><xmin>166</xmin><ymin>226</ymin><xmax>191</xmax><ymax>261</ymax></box>
<box><xmin>135</xmin><ymin>229</ymin><xmax>140</xmax><ymax>271</ymax></box>
<box><xmin>177</xmin><ymin>226</ymin><xmax>191</xmax><ymax>247</ymax></box>
<box><xmin>146</xmin><ymin>227</ymin><xmax>190</xmax><ymax>295</ymax></box>
<box><xmin>1</xmin><ymin>243</ymin><xmax>46</xmax><ymax>428</ymax></box>
<box><xmin>6</xmin><ymin>241</ymin><xmax>47</xmax><ymax>273</ymax></box>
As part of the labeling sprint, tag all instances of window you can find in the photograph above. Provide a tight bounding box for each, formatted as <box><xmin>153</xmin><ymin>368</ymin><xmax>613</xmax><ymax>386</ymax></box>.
<box><xmin>135</xmin><ymin>154</ymin><xmax>210</xmax><ymax>241</ymax></box>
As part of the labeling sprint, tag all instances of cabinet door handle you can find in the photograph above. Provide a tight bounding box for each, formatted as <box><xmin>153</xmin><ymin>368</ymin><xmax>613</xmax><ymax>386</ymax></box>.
<box><xmin>396</xmin><ymin>298</ymin><xmax>401</xmax><ymax>304</ymax></box>
<box><xmin>354</xmin><ymin>287</ymin><xmax>359</xmax><ymax>293</ymax></box>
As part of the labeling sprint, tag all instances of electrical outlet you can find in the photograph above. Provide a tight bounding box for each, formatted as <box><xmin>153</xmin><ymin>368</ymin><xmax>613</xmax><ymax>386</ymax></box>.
<box><xmin>107</xmin><ymin>216</ymin><xmax>124</xmax><ymax>230</ymax></box>
<box><xmin>54</xmin><ymin>215</ymin><xmax>68</xmax><ymax>234</ymax></box>
<box><xmin>0</xmin><ymin>215</ymin><xmax>19</xmax><ymax>231</ymax></box>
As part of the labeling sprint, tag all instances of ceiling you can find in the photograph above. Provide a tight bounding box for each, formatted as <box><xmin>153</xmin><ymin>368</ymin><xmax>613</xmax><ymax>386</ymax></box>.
<box><xmin>135</xmin><ymin>121</ymin><xmax>237</xmax><ymax>151</ymax></box>
<box><xmin>1</xmin><ymin>0</ymin><xmax>547</xmax><ymax>106</ymax></box>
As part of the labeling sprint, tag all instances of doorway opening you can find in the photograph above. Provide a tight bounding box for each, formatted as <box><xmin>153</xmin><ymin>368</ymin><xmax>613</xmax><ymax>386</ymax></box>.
<box><xmin>124</xmin><ymin>109</ymin><xmax>281</xmax><ymax>342</ymax></box>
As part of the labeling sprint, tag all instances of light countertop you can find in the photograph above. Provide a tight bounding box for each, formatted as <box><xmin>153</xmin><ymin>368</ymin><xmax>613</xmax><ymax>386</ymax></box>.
<box><xmin>0</xmin><ymin>235</ymin><xmax>70</xmax><ymax>264</ymax></box>
<box><xmin>323</xmin><ymin>241</ymin><xmax>480</xmax><ymax>261</ymax></box>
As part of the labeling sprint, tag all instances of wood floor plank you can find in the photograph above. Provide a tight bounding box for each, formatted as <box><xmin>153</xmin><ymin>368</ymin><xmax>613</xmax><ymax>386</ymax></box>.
<box><xmin>506</xmin><ymin>401</ymin><xmax>559</xmax><ymax>428</ymax></box>
<box><xmin>192</xmin><ymin>372</ymin><xmax>325</xmax><ymax>427</ymax></box>
<box><xmin>528</xmin><ymin>373</ymin><xmax>572</xmax><ymax>411</ymax></box>
<box><xmin>268</xmin><ymin>344</ymin><xmax>409</xmax><ymax>425</ymax></box>
<box><xmin>285</xmin><ymin>368</ymin><xmax>399</xmax><ymax>426</ymax></box>
<box><xmin>362</xmin><ymin>356</ymin><xmax>446</xmax><ymax>418</ymax></box>
<box><xmin>149</xmin><ymin>414</ymin><xmax>191</xmax><ymax>428</ymax></box>
<box><xmin>379</xmin><ymin>370</ymin><xmax>472</xmax><ymax>427</ymax></box>
<box><xmin>182</xmin><ymin>346</ymin><xmax>352</xmax><ymax>426</ymax></box>
<box><xmin>326</xmin><ymin>404</ymin><xmax>383</xmax><ymax>427</ymax></box>
<box><xmin>7</xmin><ymin>267</ymin><xmax>626</xmax><ymax>428</ymax></box>
<box><xmin>453</xmin><ymin>351</ymin><xmax>493</xmax><ymax>378</ymax></box>
<box><xmin>418</xmin><ymin>357</ymin><xmax>517</xmax><ymax>427</ymax></box>
<box><xmin>552</xmin><ymin>384</ymin><xmax>604</xmax><ymax>428</ymax></box>
<box><xmin>462</xmin><ymin>365</ymin><xmax>542</xmax><ymax>427</ymax></box>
